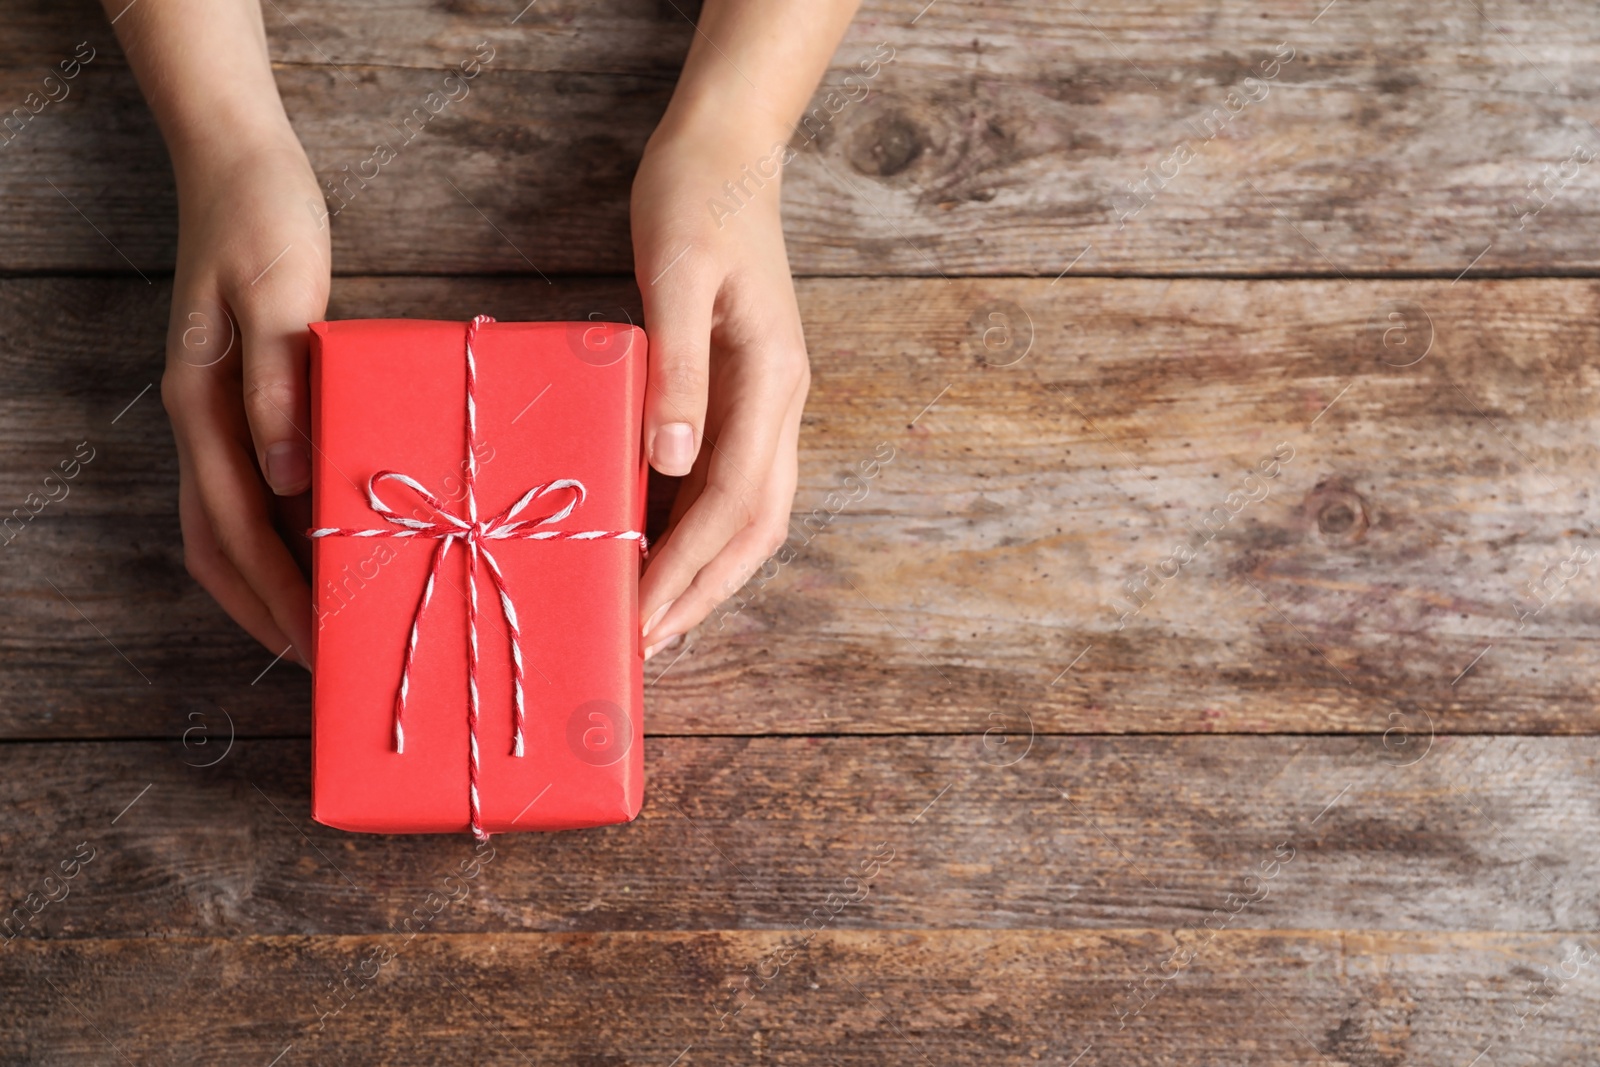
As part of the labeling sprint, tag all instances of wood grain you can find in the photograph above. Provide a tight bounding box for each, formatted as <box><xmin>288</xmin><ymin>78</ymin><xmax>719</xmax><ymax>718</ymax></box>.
<box><xmin>4</xmin><ymin>276</ymin><xmax>1599</xmax><ymax>738</ymax></box>
<box><xmin>5</xmin><ymin>0</ymin><xmax>1600</xmax><ymax>274</ymax></box>
<box><xmin>3</xmin><ymin>929</ymin><xmax>1597</xmax><ymax>1065</ymax></box>
<box><xmin>6</xmin><ymin>3</ymin><xmax>1598</xmax><ymax>1063</ymax></box>
<box><xmin>0</xmin><ymin>736</ymin><xmax>1593</xmax><ymax>939</ymax></box>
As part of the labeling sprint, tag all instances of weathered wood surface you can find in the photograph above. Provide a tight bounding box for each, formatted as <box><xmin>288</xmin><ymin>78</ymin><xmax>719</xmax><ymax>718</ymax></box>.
<box><xmin>1</xmin><ymin>736</ymin><xmax>1595</xmax><ymax>940</ymax></box>
<box><xmin>3</xmin><ymin>1</ymin><xmax>1598</xmax><ymax>1064</ymax></box>
<box><xmin>5</xmin><ymin>276</ymin><xmax>1600</xmax><ymax>738</ymax></box>
<box><xmin>6</xmin><ymin>0</ymin><xmax>1600</xmax><ymax>275</ymax></box>
<box><xmin>4</xmin><ymin>930</ymin><xmax>1598</xmax><ymax>1065</ymax></box>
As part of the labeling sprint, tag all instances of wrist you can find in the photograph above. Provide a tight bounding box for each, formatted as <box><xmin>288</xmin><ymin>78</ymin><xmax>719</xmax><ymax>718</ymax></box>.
<box><xmin>107</xmin><ymin>0</ymin><xmax>302</xmax><ymax>192</ymax></box>
<box><xmin>168</xmin><ymin>106</ymin><xmax>302</xmax><ymax>187</ymax></box>
<box><xmin>650</xmin><ymin>81</ymin><xmax>798</xmax><ymax>168</ymax></box>
<box><xmin>651</xmin><ymin>0</ymin><xmax>861</xmax><ymax>158</ymax></box>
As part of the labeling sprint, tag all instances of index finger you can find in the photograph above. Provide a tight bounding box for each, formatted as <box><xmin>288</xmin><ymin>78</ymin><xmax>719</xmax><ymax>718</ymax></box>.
<box><xmin>166</xmin><ymin>362</ymin><xmax>315</xmax><ymax>666</ymax></box>
<box><xmin>638</xmin><ymin>385</ymin><xmax>788</xmax><ymax>639</ymax></box>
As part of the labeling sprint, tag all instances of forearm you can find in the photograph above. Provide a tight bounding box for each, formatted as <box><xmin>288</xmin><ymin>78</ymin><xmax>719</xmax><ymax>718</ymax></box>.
<box><xmin>657</xmin><ymin>0</ymin><xmax>863</xmax><ymax>150</ymax></box>
<box><xmin>99</xmin><ymin>0</ymin><xmax>293</xmax><ymax>180</ymax></box>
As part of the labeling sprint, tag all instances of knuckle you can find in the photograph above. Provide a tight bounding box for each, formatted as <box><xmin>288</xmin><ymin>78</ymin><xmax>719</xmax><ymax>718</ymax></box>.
<box><xmin>206</xmin><ymin>517</ymin><xmax>256</xmax><ymax>574</ymax></box>
<box><xmin>752</xmin><ymin>338</ymin><xmax>809</xmax><ymax>398</ymax></box>
<box><xmin>167</xmin><ymin>301</ymin><xmax>241</xmax><ymax>369</ymax></box>
<box><xmin>656</xmin><ymin>356</ymin><xmax>708</xmax><ymax>403</ymax></box>
<box><xmin>242</xmin><ymin>256</ymin><xmax>330</xmax><ymax>310</ymax></box>
<box><xmin>182</xmin><ymin>542</ymin><xmax>221</xmax><ymax>589</ymax></box>
<box><xmin>756</xmin><ymin>520</ymin><xmax>789</xmax><ymax>560</ymax></box>
<box><xmin>159</xmin><ymin>365</ymin><xmax>217</xmax><ymax>427</ymax></box>
<box><xmin>714</xmin><ymin>567</ymin><xmax>749</xmax><ymax>601</ymax></box>
<box><xmin>287</xmin><ymin>271</ymin><xmax>331</xmax><ymax>314</ymax></box>
<box><xmin>778</xmin><ymin>342</ymin><xmax>810</xmax><ymax>387</ymax></box>
<box><xmin>705</xmin><ymin>482</ymin><xmax>757</xmax><ymax>530</ymax></box>
<box><xmin>243</xmin><ymin>376</ymin><xmax>298</xmax><ymax>429</ymax></box>
<box><xmin>159</xmin><ymin>369</ymin><xmax>185</xmax><ymax>417</ymax></box>
<box><xmin>791</xmin><ymin>353</ymin><xmax>812</xmax><ymax>395</ymax></box>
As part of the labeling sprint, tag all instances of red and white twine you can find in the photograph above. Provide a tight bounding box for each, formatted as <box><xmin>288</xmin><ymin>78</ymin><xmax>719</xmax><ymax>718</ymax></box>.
<box><xmin>310</xmin><ymin>316</ymin><xmax>646</xmax><ymax>839</ymax></box>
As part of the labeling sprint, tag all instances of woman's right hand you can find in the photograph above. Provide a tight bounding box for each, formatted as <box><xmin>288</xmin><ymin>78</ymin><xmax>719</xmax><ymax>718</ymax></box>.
<box><xmin>102</xmin><ymin>0</ymin><xmax>332</xmax><ymax>668</ymax></box>
<box><xmin>163</xmin><ymin>128</ymin><xmax>330</xmax><ymax>668</ymax></box>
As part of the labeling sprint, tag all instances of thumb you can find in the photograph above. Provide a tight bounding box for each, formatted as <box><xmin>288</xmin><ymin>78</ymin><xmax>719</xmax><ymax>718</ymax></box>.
<box><xmin>236</xmin><ymin>268</ymin><xmax>327</xmax><ymax>495</ymax></box>
<box><xmin>639</xmin><ymin>255</ymin><xmax>714</xmax><ymax>477</ymax></box>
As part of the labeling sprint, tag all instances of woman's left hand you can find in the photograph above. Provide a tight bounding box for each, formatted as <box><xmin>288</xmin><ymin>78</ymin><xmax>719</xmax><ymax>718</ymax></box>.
<box><xmin>630</xmin><ymin>120</ymin><xmax>810</xmax><ymax>657</ymax></box>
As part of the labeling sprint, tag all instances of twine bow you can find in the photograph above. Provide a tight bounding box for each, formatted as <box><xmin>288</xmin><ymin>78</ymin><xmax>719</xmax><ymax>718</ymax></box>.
<box><xmin>309</xmin><ymin>315</ymin><xmax>646</xmax><ymax>839</ymax></box>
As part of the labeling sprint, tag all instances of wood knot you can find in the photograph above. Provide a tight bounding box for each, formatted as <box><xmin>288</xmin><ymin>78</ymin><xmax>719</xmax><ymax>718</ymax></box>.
<box><xmin>1306</xmin><ymin>479</ymin><xmax>1369</xmax><ymax>544</ymax></box>
<box><xmin>847</xmin><ymin>112</ymin><xmax>926</xmax><ymax>177</ymax></box>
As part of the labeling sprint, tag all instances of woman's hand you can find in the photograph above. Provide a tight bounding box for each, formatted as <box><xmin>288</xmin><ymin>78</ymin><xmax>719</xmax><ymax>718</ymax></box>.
<box><xmin>632</xmin><ymin>120</ymin><xmax>810</xmax><ymax>658</ymax></box>
<box><xmin>630</xmin><ymin>0</ymin><xmax>860</xmax><ymax>657</ymax></box>
<box><xmin>163</xmin><ymin>130</ymin><xmax>330</xmax><ymax>668</ymax></box>
<box><xmin>105</xmin><ymin>0</ymin><xmax>329</xmax><ymax>666</ymax></box>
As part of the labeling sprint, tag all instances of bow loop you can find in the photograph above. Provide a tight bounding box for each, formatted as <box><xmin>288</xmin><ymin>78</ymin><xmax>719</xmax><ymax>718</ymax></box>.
<box><xmin>361</xmin><ymin>469</ymin><xmax>589</xmax><ymax>540</ymax></box>
<box><xmin>484</xmin><ymin>479</ymin><xmax>587</xmax><ymax>538</ymax></box>
<box><xmin>366</xmin><ymin>470</ymin><xmax>473</xmax><ymax>534</ymax></box>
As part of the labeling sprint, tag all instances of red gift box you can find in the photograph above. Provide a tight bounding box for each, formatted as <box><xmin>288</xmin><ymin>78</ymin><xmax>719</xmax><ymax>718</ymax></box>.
<box><xmin>307</xmin><ymin>316</ymin><xmax>648</xmax><ymax>837</ymax></box>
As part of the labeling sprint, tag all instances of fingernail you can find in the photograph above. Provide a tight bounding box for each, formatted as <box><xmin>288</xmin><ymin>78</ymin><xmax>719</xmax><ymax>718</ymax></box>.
<box><xmin>265</xmin><ymin>442</ymin><xmax>310</xmax><ymax>495</ymax></box>
<box><xmin>651</xmin><ymin>423</ymin><xmax>696</xmax><ymax>476</ymax></box>
<box><xmin>643</xmin><ymin>598</ymin><xmax>675</xmax><ymax>639</ymax></box>
<box><xmin>644</xmin><ymin>635</ymin><xmax>680</xmax><ymax>661</ymax></box>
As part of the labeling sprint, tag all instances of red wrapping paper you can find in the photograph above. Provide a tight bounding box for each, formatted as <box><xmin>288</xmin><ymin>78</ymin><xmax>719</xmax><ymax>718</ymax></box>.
<box><xmin>308</xmin><ymin>318</ymin><xmax>648</xmax><ymax>835</ymax></box>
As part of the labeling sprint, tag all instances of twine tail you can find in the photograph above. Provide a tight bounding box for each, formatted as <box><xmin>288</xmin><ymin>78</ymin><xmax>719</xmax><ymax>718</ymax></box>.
<box><xmin>464</xmin><ymin>315</ymin><xmax>493</xmax><ymax>840</ymax></box>
<box><xmin>479</xmin><ymin>545</ymin><xmax>527</xmax><ymax>757</ymax></box>
<box><xmin>393</xmin><ymin>535</ymin><xmax>455</xmax><ymax>754</ymax></box>
<box><xmin>466</xmin><ymin>537</ymin><xmax>487</xmax><ymax>840</ymax></box>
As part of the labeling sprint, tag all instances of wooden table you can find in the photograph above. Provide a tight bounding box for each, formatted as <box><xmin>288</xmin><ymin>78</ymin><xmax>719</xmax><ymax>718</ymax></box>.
<box><xmin>4</xmin><ymin>1</ymin><xmax>1599</xmax><ymax>1063</ymax></box>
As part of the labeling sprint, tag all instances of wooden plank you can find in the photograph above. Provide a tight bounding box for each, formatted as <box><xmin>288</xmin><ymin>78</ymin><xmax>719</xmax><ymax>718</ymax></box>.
<box><xmin>0</xmin><ymin>736</ymin><xmax>1593</xmax><ymax>939</ymax></box>
<box><xmin>3</xmin><ymin>929</ymin><xmax>1597</xmax><ymax>1064</ymax></box>
<box><xmin>0</xmin><ymin>277</ymin><xmax>655</xmax><ymax>739</ymax></box>
<box><xmin>5</xmin><ymin>0</ymin><xmax>1600</xmax><ymax>274</ymax></box>
<box><xmin>3</xmin><ymin>276</ymin><xmax>1599</xmax><ymax>737</ymax></box>
<box><xmin>0</xmin><ymin>0</ymin><xmax>702</xmax><ymax>73</ymax></box>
